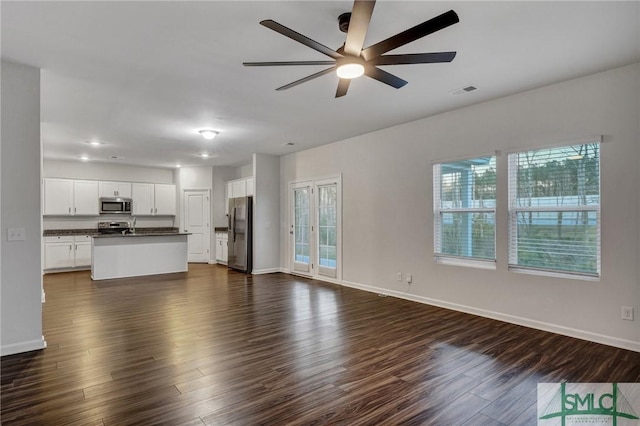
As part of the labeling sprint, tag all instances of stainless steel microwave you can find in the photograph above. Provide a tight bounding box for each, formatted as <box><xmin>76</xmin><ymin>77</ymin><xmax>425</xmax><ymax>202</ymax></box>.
<box><xmin>99</xmin><ymin>197</ymin><xmax>132</xmax><ymax>214</ymax></box>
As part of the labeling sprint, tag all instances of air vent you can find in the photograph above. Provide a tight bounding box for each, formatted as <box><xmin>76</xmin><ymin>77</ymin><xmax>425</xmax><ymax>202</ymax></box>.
<box><xmin>449</xmin><ymin>85</ymin><xmax>478</xmax><ymax>95</ymax></box>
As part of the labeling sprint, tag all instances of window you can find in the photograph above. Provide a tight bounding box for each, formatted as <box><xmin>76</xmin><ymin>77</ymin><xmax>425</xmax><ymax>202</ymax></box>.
<box><xmin>508</xmin><ymin>143</ymin><xmax>600</xmax><ymax>277</ymax></box>
<box><xmin>433</xmin><ymin>155</ymin><xmax>497</xmax><ymax>266</ymax></box>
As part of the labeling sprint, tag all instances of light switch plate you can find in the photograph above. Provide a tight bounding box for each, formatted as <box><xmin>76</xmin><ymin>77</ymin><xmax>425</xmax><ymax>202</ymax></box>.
<box><xmin>7</xmin><ymin>228</ymin><xmax>25</xmax><ymax>241</ymax></box>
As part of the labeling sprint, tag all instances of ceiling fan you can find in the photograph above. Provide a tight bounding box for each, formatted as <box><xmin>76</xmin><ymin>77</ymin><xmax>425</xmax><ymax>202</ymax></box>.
<box><xmin>243</xmin><ymin>1</ymin><xmax>459</xmax><ymax>98</ymax></box>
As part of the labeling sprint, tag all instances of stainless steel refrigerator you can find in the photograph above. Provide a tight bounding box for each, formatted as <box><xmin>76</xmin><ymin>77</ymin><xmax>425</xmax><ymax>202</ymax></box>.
<box><xmin>228</xmin><ymin>196</ymin><xmax>253</xmax><ymax>273</ymax></box>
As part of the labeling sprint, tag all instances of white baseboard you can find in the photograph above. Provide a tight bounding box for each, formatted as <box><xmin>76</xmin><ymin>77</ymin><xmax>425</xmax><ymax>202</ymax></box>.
<box><xmin>252</xmin><ymin>268</ymin><xmax>282</xmax><ymax>275</ymax></box>
<box><xmin>208</xmin><ymin>260</ymin><xmax>217</xmax><ymax>265</ymax></box>
<box><xmin>1</xmin><ymin>335</ymin><xmax>47</xmax><ymax>356</ymax></box>
<box><xmin>278</xmin><ymin>271</ymin><xmax>640</xmax><ymax>352</ymax></box>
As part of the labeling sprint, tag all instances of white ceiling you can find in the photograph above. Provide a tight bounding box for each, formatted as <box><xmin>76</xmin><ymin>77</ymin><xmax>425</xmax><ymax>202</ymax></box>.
<box><xmin>2</xmin><ymin>1</ymin><xmax>639</xmax><ymax>168</ymax></box>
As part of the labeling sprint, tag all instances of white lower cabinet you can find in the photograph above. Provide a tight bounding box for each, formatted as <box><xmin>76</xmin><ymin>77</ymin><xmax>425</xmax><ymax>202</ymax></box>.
<box><xmin>44</xmin><ymin>236</ymin><xmax>74</xmax><ymax>269</ymax></box>
<box><xmin>44</xmin><ymin>235</ymin><xmax>92</xmax><ymax>270</ymax></box>
<box><xmin>215</xmin><ymin>232</ymin><xmax>228</xmax><ymax>264</ymax></box>
<box><xmin>74</xmin><ymin>236</ymin><xmax>92</xmax><ymax>267</ymax></box>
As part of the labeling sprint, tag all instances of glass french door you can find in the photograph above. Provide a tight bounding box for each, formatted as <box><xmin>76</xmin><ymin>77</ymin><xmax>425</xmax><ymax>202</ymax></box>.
<box><xmin>317</xmin><ymin>184</ymin><xmax>338</xmax><ymax>278</ymax></box>
<box><xmin>290</xmin><ymin>179</ymin><xmax>340</xmax><ymax>279</ymax></box>
<box><xmin>292</xmin><ymin>184</ymin><xmax>311</xmax><ymax>274</ymax></box>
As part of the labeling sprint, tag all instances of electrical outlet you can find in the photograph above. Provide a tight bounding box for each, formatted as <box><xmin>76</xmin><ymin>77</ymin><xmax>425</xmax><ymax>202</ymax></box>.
<box><xmin>396</xmin><ymin>272</ymin><xmax>402</xmax><ymax>282</ymax></box>
<box><xmin>406</xmin><ymin>273</ymin><xmax>413</xmax><ymax>284</ymax></box>
<box><xmin>7</xmin><ymin>228</ymin><xmax>25</xmax><ymax>241</ymax></box>
<box><xmin>622</xmin><ymin>306</ymin><xmax>634</xmax><ymax>321</ymax></box>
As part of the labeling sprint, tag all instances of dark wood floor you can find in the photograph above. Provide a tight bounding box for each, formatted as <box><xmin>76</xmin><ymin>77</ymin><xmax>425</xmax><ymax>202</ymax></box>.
<box><xmin>1</xmin><ymin>264</ymin><xmax>638</xmax><ymax>425</ymax></box>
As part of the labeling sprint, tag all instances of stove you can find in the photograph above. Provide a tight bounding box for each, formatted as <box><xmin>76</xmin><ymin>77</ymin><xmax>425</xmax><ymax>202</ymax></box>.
<box><xmin>97</xmin><ymin>221</ymin><xmax>130</xmax><ymax>234</ymax></box>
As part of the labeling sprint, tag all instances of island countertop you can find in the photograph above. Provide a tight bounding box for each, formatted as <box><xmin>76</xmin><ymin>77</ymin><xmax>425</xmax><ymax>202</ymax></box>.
<box><xmin>92</xmin><ymin>232</ymin><xmax>190</xmax><ymax>238</ymax></box>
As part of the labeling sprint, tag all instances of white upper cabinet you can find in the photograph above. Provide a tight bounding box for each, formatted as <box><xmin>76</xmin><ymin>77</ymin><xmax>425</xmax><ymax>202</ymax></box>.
<box><xmin>99</xmin><ymin>181</ymin><xmax>132</xmax><ymax>198</ymax></box>
<box><xmin>132</xmin><ymin>183</ymin><xmax>155</xmax><ymax>215</ymax></box>
<box><xmin>154</xmin><ymin>184</ymin><xmax>176</xmax><ymax>215</ymax></box>
<box><xmin>43</xmin><ymin>178</ymin><xmax>98</xmax><ymax>216</ymax></box>
<box><xmin>44</xmin><ymin>178</ymin><xmax>73</xmax><ymax>215</ymax></box>
<box><xmin>132</xmin><ymin>183</ymin><xmax>176</xmax><ymax>216</ymax></box>
<box><xmin>73</xmin><ymin>180</ymin><xmax>99</xmax><ymax>215</ymax></box>
<box><xmin>232</xmin><ymin>180</ymin><xmax>247</xmax><ymax>198</ymax></box>
<box><xmin>246</xmin><ymin>178</ymin><xmax>254</xmax><ymax>197</ymax></box>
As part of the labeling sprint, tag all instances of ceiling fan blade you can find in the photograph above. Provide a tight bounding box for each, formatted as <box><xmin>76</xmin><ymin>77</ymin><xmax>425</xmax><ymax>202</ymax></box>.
<box><xmin>371</xmin><ymin>52</ymin><xmax>456</xmax><ymax>65</ymax></box>
<box><xmin>344</xmin><ymin>0</ymin><xmax>376</xmax><ymax>56</ymax></box>
<box><xmin>243</xmin><ymin>60</ymin><xmax>336</xmax><ymax>67</ymax></box>
<box><xmin>361</xmin><ymin>10</ymin><xmax>459</xmax><ymax>61</ymax></box>
<box><xmin>364</xmin><ymin>66</ymin><xmax>408</xmax><ymax>89</ymax></box>
<box><xmin>260</xmin><ymin>20</ymin><xmax>342</xmax><ymax>60</ymax></box>
<box><xmin>275</xmin><ymin>67</ymin><xmax>336</xmax><ymax>91</ymax></box>
<box><xmin>335</xmin><ymin>79</ymin><xmax>351</xmax><ymax>98</ymax></box>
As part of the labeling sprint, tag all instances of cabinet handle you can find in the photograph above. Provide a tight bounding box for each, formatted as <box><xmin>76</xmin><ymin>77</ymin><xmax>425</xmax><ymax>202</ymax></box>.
<box><xmin>68</xmin><ymin>207</ymin><xmax>71</xmax><ymax>213</ymax></box>
<box><xmin>69</xmin><ymin>244</ymin><xmax>72</xmax><ymax>251</ymax></box>
<box><xmin>150</xmin><ymin>208</ymin><xmax>153</xmax><ymax>214</ymax></box>
<box><xmin>155</xmin><ymin>208</ymin><xmax>157</xmax><ymax>214</ymax></box>
<box><xmin>75</xmin><ymin>244</ymin><xmax>77</xmax><ymax>250</ymax></box>
<box><xmin>74</xmin><ymin>207</ymin><xmax>77</xmax><ymax>214</ymax></box>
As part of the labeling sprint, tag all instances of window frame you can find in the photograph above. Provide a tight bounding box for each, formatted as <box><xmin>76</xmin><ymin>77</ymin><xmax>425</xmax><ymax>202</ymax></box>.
<box><xmin>433</xmin><ymin>154</ymin><xmax>497</xmax><ymax>269</ymax></box>
<box><xmin>507</xmin><ymin>141</ymin><xmax>601</xmax><ymax>279</ymax></box>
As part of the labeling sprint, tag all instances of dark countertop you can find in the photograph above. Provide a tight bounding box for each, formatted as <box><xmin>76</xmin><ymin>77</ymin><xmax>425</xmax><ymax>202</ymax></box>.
<box><xmin>93</xmin><ymin>232</ymin><xmax>189</xmax><ymax>239</ymax></box>
<box><xmin>214</xmin><ymin>227</ymin><xmax>228</xmax><ymax>232</ymax></box>
<box><xmin>44</xmin><ymin>227</ymin><xmax>180</xmax><ymax>237</ymax></box>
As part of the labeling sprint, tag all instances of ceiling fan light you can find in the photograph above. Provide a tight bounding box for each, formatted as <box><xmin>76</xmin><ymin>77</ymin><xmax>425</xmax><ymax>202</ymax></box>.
<box><xmin>199</xmin><ymin>129</ymin><xmax>218</xmax><ymax>140</ymax></box>
<box><xmin>336</xmin><ymin>63</ymin><xmax>365</xmax><ymax>79</ymax></box>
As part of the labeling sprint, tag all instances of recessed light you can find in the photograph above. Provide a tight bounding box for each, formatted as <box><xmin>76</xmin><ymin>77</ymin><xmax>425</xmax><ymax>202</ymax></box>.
<box><xmin>199</xmin><ymin>153</ymin><xmax>209</xmax><ymax>158</ymax></box>
<box><xmin>80</xmin><ymin>155</ymin><xmax>90</xmax><ymax>161</ymax></box>
<box><xmin>199</xmin><ymin>130</ymin><xmax>219</xmax><ymax>140</ymax></box>
<box><xmin>175</xmin><ymin>164</ymin><xmax>182</xmax><ymax>168</ymax></box>
<box><xmin>85</xmin><ymin>140</ymin><xmax>103</xmax><ymax>146</ymax></box>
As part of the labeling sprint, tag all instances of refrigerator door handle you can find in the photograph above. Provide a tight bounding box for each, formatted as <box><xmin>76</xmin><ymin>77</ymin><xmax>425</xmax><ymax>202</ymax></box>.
<box><xmin>232</xmin><ymin>207</ymin><xmax>237</xmax><ymax>242</ymax></box>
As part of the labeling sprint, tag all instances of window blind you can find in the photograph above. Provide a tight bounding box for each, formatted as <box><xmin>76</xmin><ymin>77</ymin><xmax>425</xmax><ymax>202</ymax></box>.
<box><xmin>433</xmin><ymin>156</ymin><xmax>496</xmax><ymax>263</ymax></box>
<box><xmin>508</xmin><ymin>143</ymin><xmax>600</xmax><ymax>276</ymax></box>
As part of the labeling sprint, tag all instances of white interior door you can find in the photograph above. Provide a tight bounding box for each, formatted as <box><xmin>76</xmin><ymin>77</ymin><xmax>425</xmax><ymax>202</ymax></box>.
<box><xmin>291</xmin><ymin>183</ymin><xmax>312</xmax><ymax>275</ymax></box>
<box><xmin>183</xmin><ymin>190</ymin><xmax>210</xmax><ymax>263</ymax></box>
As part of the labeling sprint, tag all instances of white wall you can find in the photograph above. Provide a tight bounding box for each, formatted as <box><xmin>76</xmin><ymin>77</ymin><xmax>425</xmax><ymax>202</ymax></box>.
<box><xmin>280</xmin><ymin>63</ymin><xmax>640</xmax><ymax>351</ymax></box>
<box><xmin>1</xmin><ymin>61</ymin><xmax>46</xmax><ymax>355</ymax></box>
<box><xmin>239</xmin><ymin>163</ymin><xmax>253</xmax><ymax>179</ymax></box>
<box><xmin>212</xmin><ymin>166</ymin><xmax>239</xmax><ymax>227</ymax></box>
<box><xmin>43</xmin><ymin>160</ymin><xmax>174</xmax><ymax>183</ymax></box>
<box><xmin>42</xmin><ymin>160</ymin><xmax>176</xmax><ymax>230</ymax></box>
<box><xmin>253</xmin><ymin>154</ymin><xmax>280</xmax><ymax>273</ymax></box>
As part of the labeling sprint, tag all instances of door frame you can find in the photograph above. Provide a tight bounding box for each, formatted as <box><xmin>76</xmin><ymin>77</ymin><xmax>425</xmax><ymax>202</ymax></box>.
<box><xmin>287</xmin><ymin>175</ymin><xmax>342</xmax><ymax>281</ymax></box>
<box><xmin>182</xmin><ymin>188</ymin><xmax>211</xmax><ymax>263</ymax></box>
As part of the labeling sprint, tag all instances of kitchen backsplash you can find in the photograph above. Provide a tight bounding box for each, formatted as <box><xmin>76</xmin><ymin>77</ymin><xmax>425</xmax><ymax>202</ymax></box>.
<box><xmin>43</xmin><ymin>215</ymin><xmax>175</xmax><ymax>230</ymax></box>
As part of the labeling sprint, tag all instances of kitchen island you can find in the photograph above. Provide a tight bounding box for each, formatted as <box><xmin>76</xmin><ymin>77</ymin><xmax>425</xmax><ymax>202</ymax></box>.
<box><xmin>91</xmin><ymin>233</ymin><xmax>189</xmax><ymax>280</ymax></box>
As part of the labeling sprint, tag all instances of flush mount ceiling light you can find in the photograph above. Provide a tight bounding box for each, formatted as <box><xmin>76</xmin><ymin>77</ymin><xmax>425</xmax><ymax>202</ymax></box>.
<box><xmin>85</xmin><ymin>140</ymin><xmax>104</xmax><ymax>146</ymax></box>
<box><xmin>199</xmin><ymin>153</ymin><xmax>210</xmax><ymax>158</ymax></box>
<box><xmin>80</xmin><ymin>155</ymin><xmax>90</xmax><ymax>161</ymax></box>
<box><xmin>199</xmin><ymin>130</ymin><xmax>219</xmax><ymax>140</ymax></box>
